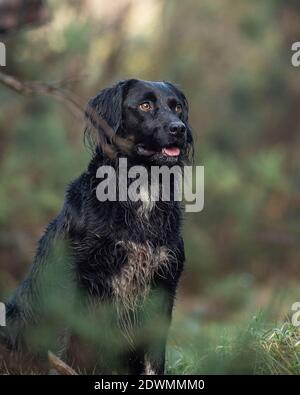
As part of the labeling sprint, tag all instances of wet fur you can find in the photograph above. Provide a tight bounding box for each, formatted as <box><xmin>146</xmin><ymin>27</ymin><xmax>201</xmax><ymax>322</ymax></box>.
<box><xmin>0</xmin><ymin>79</ymin><xmax>193</xmax><ymax>374</ymax></box>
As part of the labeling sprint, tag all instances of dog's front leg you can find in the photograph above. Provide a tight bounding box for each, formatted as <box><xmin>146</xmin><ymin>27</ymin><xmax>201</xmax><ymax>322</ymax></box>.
<box><xmin>127</xmin><ymin>287</ymin><xmax>175</xmax><ymax>375</ymax></box>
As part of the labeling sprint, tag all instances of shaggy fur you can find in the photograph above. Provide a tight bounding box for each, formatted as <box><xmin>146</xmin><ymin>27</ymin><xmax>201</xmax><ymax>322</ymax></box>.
<box><xmin>0</xmin><ymin>79</ymin><xmax>193</xmax><ymax>374</ymax></box>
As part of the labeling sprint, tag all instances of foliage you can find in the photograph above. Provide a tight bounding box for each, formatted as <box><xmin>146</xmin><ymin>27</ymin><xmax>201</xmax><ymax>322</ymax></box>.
<box><xmin>0</xmin><ymin>0</ymin><xmax>300</xmax><ymax>374</ymax></box>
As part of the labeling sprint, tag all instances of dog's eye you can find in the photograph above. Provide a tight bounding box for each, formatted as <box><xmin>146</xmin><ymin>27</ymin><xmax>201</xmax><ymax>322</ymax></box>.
<box><xmin>175</xmin><ymin>104</ymin><xmax>182</xmax><ymax>113</ymax></box>
<box><xmin>139</xmin><ymin>102</ymin><xmax>152</xmax><ymax>112</ymax></box>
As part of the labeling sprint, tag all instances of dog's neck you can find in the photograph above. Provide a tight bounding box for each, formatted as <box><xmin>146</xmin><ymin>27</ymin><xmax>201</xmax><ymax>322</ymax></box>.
<box><xmin>87</xmin><ymin>151</ymin><xmax>181</xmax><ymax>217</ymax></box>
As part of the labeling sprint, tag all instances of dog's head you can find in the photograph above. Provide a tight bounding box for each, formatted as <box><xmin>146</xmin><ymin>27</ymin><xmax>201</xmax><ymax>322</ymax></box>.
<box><xmin>85</xmin><ymin>79</ymin><xmax>193</xmax><ymax>165</ymax></box>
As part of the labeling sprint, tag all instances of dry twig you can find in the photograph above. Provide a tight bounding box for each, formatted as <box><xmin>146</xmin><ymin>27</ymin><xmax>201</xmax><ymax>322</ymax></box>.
<box><xmin>48</xmin><ymin>351</ymin><xmax>78</xmax><ymax>375</ymax></box>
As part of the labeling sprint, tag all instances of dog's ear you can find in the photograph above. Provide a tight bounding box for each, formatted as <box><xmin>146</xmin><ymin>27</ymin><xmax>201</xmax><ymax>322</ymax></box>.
<box><xmin>84</xmin><ymin>80</ymin><xmax>138</xmax><ymax>152</ymax></box>
<box><xmin>86</xmin><ymin>80</ymin><xmax>125</xmax><ymax>135</ymax></box>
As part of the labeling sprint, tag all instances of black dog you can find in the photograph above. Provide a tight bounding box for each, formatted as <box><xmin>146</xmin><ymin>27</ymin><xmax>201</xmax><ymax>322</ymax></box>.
<box><xmin>0</xmin><ymin>79</ymin><xmax>193</xmax><ymax>374</ymax></box>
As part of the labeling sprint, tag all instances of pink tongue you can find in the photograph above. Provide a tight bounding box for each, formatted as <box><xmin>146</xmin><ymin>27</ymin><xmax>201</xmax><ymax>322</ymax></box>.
<box><xmin>162</xmin><ymin>147</ymin><xmax>180</xmax><ymax>157</ymax></box>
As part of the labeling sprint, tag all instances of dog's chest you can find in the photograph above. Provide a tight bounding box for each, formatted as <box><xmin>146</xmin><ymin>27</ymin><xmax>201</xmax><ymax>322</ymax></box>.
<box><xmin>77</xmin><ymin>198</ymin><xmax>180</xmax><ymax>308</ymax></box>
<box><xmin>110</xmin><ymin>240</ymin><xmax>171</xmax><ymax>309</ymax></box>
<box><xmin>77</xmin><ymin>228</ymin><xmax>174</xmax><ymax>305</ymax></box>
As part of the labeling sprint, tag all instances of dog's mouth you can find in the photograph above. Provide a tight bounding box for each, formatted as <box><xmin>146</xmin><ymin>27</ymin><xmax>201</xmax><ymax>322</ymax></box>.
<box><xmin>137</xmin><ymin>145</ymin><xmax>181</xmax><ymax>158</ymax></box>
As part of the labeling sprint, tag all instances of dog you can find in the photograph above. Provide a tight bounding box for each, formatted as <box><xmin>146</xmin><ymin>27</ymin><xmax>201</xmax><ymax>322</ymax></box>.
<box><xmin>0</xmin><ymin>79</ymin><xmax>193</xmax><ymax>374</ymax></box>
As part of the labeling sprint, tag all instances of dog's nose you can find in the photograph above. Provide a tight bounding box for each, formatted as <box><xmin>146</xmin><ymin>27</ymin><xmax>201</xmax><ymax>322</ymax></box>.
<box><xmin>169</xmin><ymin>122</ymin><xmax>186</xmax><ymax>135</ymax></box>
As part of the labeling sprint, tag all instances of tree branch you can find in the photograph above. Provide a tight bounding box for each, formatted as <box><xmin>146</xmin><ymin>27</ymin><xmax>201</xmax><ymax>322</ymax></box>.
<box><xmin>0</xmin><ymin>70</ymin><xmax>133</xmax><ymax>157</ymax></box>
<box><xmin>0</xmin><ymin>70</ymin><xmax>84</xmax><ymax>120</ymax></box>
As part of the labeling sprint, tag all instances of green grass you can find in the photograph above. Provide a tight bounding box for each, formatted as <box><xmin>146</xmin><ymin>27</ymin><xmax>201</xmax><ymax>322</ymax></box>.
<box><xmin>1</xmin><ymin>317</ymin><xmax>300</xmax><ymax>374</ymax></box>
<box><xmin>167</xmin><ymin>316</ymin><xmax>300</xmax><ymax>375</ymax></box>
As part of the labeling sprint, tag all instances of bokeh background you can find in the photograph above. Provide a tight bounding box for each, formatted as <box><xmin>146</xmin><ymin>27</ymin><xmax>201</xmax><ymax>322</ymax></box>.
<box><xmin>1</xmin><ymin>0</ymin><xmax>300</xmax><ymax>374</ymax></box>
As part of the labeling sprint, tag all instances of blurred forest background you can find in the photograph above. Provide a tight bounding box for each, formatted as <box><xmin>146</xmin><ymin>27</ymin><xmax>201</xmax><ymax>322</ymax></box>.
<box><xmin>0</xmin><ymin>0</ymin><xmax>300</xmax><ymax>374</ymax></box>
